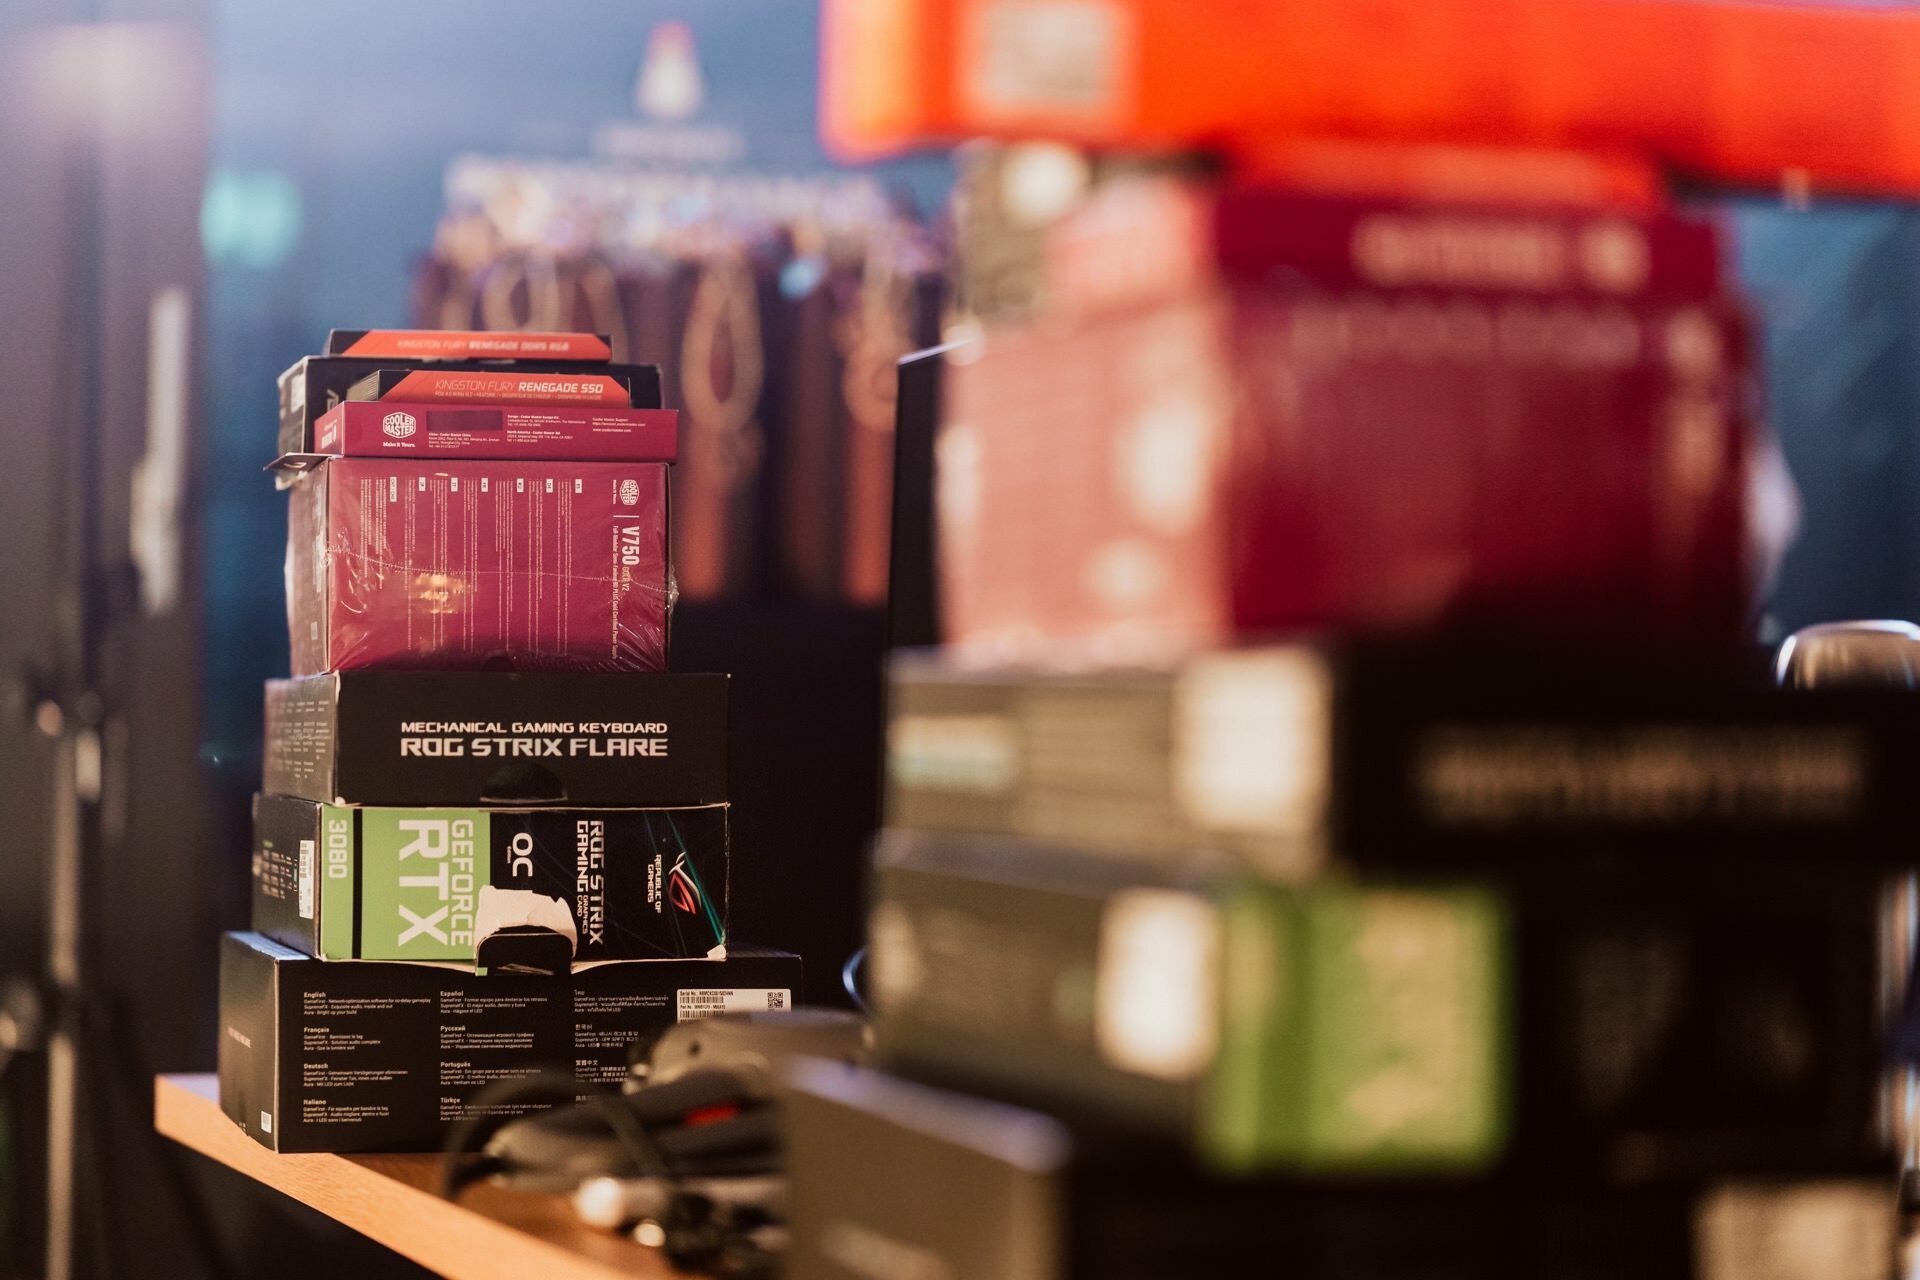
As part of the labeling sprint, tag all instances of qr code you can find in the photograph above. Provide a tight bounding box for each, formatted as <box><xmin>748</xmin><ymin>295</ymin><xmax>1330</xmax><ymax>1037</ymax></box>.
<box><xmin>766</xmin><ymin>991</ymin><xmax>787</xmax><ymax>1010</ymax></box>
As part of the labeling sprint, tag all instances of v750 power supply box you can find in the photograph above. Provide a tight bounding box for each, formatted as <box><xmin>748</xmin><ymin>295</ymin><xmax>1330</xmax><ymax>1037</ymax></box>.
<box><xmin>218</xmin><ymin>931</ymin><xmax>799</xmax><ymax>1153</ymax></box>
<box><xmin>286</xmin><ymin>458</ymin><xmax>670</xmax><ymax>674</ymax></box>
<box><xmin>263</xmin><ymin>671</ymin><xmax>728</xmax><ymax>807</ymax></box>
<box><xmin>251</xmin><ymin>795</ymin><xmax>728</xmax><ymax>965</ymax></box>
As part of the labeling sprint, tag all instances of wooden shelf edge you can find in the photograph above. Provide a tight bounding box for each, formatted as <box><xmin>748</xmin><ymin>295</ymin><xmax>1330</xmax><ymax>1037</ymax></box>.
<box><xmin>154</xmin><ymin>1074</ymin><xmax>677</xmax><ymax>1280</ymax></box>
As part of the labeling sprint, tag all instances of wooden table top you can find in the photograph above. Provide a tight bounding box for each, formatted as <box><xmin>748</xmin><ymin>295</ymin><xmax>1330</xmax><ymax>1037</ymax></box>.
<box><xmin>155</xmin><ymin>1074</ymin><xmax>693</xmax><ymax>1280</ymax></box>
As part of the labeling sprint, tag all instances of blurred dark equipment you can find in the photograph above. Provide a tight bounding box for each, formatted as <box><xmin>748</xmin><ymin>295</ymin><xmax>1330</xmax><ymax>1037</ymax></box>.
<box><xmin>0</xmin><ymin>11</ymin><xmax>221</xmax><ymax>1280</ymax></box>
<box><xmin>883</xmin><ymin>345</ymin><xmax>952</xmax><ymax>652</ymax></box>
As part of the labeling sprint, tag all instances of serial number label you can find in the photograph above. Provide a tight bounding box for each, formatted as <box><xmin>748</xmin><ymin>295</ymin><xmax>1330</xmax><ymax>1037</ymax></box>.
<box><xmin>675</xmin><ymin>989</ymin><xmax>790</xmax><ymax>1022</ymax></box>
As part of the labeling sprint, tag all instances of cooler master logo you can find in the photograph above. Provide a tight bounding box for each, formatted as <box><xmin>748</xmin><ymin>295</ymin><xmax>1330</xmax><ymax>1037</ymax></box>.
<box><xmin>382</xmin><ymin>411</ymin><xmax>418</xmax><ymax>440</ymax></box>
<box><xmin>619</xmin><ymin>478</ymin><xmax>640</xmax><ymax>506</ymax></box>
<box><xmin>668</xmin><ymin>854</ymin><xmax>702</xmax><ymax>914</ymax></box>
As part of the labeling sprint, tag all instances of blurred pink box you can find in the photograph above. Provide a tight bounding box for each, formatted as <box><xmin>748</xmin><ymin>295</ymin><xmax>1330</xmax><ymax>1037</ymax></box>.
<box><xmin>939</xmin><ymin>180</ymin><xmax>1753</xmax><ymax>663</ymax></box>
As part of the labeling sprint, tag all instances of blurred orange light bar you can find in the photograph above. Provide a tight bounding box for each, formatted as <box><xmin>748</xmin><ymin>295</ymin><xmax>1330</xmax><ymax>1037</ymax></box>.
<box><xmin>821</xmin><ymin>0</ymin><xmax>1920</xmax><ymax>197</ymax></box>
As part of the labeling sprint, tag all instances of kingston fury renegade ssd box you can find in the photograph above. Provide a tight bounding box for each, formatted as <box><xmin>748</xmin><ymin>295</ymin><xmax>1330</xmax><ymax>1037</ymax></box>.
<box><xmin>346</xmin><ymin>367</ymin><xmax>646</xmax><ymax>405</ymax></box>
<box><xmin>286</xmin><ymin>458</ymin><xmax>670</xmax><ymax>673</ymax></box>
<box><xmin>263</xmin><ymin>671</ymin><xmax>728</xmax><ymax>807</ymax></box>
<box><xmin>219</xmin><ymin>930</ymin><xmax>800</xmax><ymax>1153</ymax></box>
<box><xmin>251</xmin><ymin>794</ymin><xmax>729</xmax><ymax>965</ymax></box>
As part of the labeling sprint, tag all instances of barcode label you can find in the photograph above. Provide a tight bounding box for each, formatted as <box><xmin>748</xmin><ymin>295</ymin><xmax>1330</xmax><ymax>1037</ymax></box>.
<box><xmin>676</xmin><ymin>988</ymin><xmax>791</xmax><ymax>1021</ymax></box>
<box><xmin>297</xmin><ymin>840</ymin><xmax>316</xmax><ymax>920</ymax></box>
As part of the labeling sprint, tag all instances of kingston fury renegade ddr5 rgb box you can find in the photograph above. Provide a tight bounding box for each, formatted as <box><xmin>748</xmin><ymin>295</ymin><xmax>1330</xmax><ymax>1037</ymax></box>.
<box><xmin>219</xmin><ymin>931</ymin><xmax>800</xmax><ymax>1153</ymax></box>
<box><xmin>250</xmin><ymin>795</ymin><xmax>729</xmax><ymax>965</ymax></box>
<box><xmin>263</xmin><ymin>671</ymin><xmax>728</xmax><ymax>807</ymax></box>
<box><xmin>286</xmin><ymin>458</ymin><xmax>670</xmax><ymax>673</ymax></box>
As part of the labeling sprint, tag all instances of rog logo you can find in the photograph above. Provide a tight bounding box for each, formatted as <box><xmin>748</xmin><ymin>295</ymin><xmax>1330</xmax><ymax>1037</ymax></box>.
<box><xmin>668</xmin><ymin>854</ymin><xmax>701</xmax><ymax>914</ymax></box>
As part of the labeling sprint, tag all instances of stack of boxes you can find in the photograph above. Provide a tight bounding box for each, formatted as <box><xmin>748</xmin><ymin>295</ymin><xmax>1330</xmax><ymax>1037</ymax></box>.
<box><xmin>785</xmin><ymin>160</ymin><xmax>1920</xmax><ymax>1279</ymax></box>
<box><xmin>218</xmin><ymin>328</ymin><xmax>802</xmax><ymax>1153</ymax></box>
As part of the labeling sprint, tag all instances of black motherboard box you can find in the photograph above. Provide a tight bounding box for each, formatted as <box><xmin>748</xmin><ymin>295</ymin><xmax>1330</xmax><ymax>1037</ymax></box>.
<box><xmin>263</xmin><ymin>671</ymin><xmax>728</xmax><ymax>807</ymax></box>
<box><xmin>218</xmin><ymin>930</ymin><xmax>800</xmax><ymax>1153</ymax></box>
<box><xmin>251</xmin><ymin>794</ymin><xmax>729</xmax><ymax>966</ymax></box>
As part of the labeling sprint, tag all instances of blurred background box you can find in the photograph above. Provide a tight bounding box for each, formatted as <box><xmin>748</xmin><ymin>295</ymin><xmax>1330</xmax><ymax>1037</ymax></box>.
<box><xmin>868</xmin><ymin>828</ymin><xmax>1510</xmax><ymax>1176</ymax></box>
<box><xmin>783</xmin><ymin>1059</ymin><xmax>1705</xmax><ymax>1280</ymax></box>
<box><xmin>939</xmin><ymin>171</ymin><xmax>1754</xmax><ymax>662</ymax></box>
<box><xmin>885</xmin><ymin>644</ymin><xmax>1920</xmax><ymax>881</ymax></box>
<box><xmin>868</xmin><ymin>828</ymin><xmax>1905</xmax><ymax>1185</ymax></box>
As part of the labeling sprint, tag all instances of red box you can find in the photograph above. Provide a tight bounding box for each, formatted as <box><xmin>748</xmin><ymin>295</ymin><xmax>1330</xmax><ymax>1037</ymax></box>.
<box><xmin>938</xmin><ymin>181</ymin><xmax>1753</xmax><ymax>662</ymax></box>
<box><xmin>309</xmin><ymin>400</ymin><xmax>679</xmax><ymax>462</ymax></box>
<box><xmin>821</xmin><ymin>0</ymin><xmax>1920</xmax><ymax>199</ymax></box>
<box><xmin>288</xmin><ymin>459</ymin><xmax>670</xmax><ymax>674</ymax></box>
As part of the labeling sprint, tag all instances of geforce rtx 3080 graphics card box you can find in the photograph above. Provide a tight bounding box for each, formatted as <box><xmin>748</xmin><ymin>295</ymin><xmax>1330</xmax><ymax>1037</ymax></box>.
<box><xmin>251</xmin><ymin>794</ymin><xmax>729</xmax><ymax>966</ymax></box>
<box><xmin>218</xmin><ymin>931</ymin><xmax>799</xmax><ymax>1152</ymax></box>
<box><xmin>263</xmin><ymin>671</ymin><xmax>728</xmax><ymax>808</ymax></box>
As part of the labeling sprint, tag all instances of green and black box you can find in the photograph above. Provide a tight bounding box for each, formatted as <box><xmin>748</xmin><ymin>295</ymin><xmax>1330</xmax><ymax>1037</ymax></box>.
<box><xmin>251</xmin><ymin>793</ymin><xmax>729</xmax><ymax>964</ymax></box>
